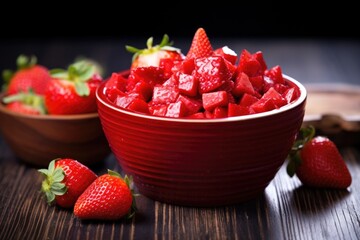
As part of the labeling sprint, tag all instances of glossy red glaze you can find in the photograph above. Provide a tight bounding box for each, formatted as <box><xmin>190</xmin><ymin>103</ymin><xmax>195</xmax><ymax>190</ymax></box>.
<box><xmin>96</xmin><ymin>72</ymin><xmax>307</xmax><ymax>206</ymax></box>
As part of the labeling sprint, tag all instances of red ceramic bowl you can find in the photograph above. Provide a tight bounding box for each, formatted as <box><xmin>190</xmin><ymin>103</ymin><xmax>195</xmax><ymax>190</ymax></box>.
<box><xmin>96</xmin><ymin>73</ymin><xmax>307</xmax><ymax>207</ymax></box>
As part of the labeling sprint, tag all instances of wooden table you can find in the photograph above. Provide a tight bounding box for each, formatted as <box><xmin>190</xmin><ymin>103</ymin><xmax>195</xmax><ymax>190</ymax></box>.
<box><xmin>1</xmin><ymin>38</ymin><xmax>360</xmax><ymax>240</ymax></box>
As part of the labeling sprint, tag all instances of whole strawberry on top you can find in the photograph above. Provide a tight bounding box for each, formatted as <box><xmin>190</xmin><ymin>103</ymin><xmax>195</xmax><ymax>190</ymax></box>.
<box><xmin>2</xmin><ymin>90</ymin><xmax>46</xmax><ymax>115</ymax></box>
<box><xmin>38</xmin><ymin>158</ymin><xmax>97</xmax><ymax>208</ymax></box>
<box><xmin>74</xmin><ymin>170</ymin><xmax>138</xmax><ymax>220</ymax></box>
<box><xmin>287</xmin><ymin>126</ymin><xmax>352</xmax><ymax>189</ymax></box>
<box><xmin>2</xmin><ymin>55</ymin><xmax>51</xmax><ymax>95</ymax></box>
<box><xmin>126</xmin><ymin>34</ymin><xmax>184</xmax><ymax>70</ymax></box>
<box><xmin>45</xmin><ymin>60</ymin><xmax>102</xmax><ymax>115</ymax></box>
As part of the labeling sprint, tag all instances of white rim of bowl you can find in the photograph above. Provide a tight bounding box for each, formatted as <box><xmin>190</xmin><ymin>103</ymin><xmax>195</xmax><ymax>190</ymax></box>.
<box><xmin>96</xmin><ymin>74</ymin><xmax>307</xmax><ymax>123</ymax></box>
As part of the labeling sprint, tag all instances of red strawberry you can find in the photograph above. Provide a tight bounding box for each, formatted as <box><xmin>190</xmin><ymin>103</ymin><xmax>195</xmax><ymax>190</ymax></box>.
<box><xmin>126</xmin><ymin>34</ymin><xmax>184</xmax><ymax>70</ymax></box>
<box><xmin>287</xmin><ymin>126</ymin><xmax>352</xmax><ymax>189</ymax></box>
<box><xmin>186</xmin><ymin>27</ymin><xmax>213</xmax><ymax>59</ymax></box>
<box><xmin>74</xmin><ymin>170</ymin><xmax>137</xmax><ymax>220</ymax></box>
<box><xmin>3</xmin><ymin>55</ymin><xmax>51</xmax><ymax>95</ymax></box>
<box><xmin>38</xmin><ymin>158</ymin><xmax>97</xmax><ymax>208</ymax></box>
<box><xmin>45</xmin><ymin>60</ymin><xmax>102</xmax><ymax>114</ymax></box>
<box><xmin>3</xmin><ymin>90</ymin><xmax>46</xmax><ymax>115</ymax></box>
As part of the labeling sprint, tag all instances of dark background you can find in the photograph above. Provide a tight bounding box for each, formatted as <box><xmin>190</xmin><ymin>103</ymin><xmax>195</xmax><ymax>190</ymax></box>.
<box><xmin>1</xmin><ymin>4</ymin><xmax>359</xmax><ymax>84</ymax></box>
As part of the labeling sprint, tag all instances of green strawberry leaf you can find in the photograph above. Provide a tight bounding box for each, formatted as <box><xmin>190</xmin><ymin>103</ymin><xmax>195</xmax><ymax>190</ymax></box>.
<box><xmin>125</xmin><ymin>45</ymin><xmax>140</xmax><ymax>53</ymax></box>
<box><xmin>74</xmin><ymin>81</ymin><xmax>90</xmax><ymax>96</ymax></box>
<box><xmin>50</xmin><ymin>69</ymin><xmax>69</xmax><ymax>79</ymax></box>
<box><xmin>16</xmin><ymin>55</ymin><xmax>37</xmax><ymax>69</ymax></box>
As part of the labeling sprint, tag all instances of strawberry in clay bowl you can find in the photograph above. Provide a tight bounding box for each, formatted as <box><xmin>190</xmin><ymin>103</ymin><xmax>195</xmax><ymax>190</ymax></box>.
<box><xmin>0</xmin><ymin>55</ymin><xmax>111</xmax><ymax>167</ymax></box>
<box><xmin>96</xmin><ymin>28</ymin><xmax>307</xmax><ymax>206</ymax></box>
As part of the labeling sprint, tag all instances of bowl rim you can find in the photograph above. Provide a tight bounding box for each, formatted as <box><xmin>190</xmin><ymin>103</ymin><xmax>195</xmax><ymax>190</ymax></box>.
<box><xmin>0</xmin><ymin>93</ymin><xmax>99</xmax><ymax>120</ymax></box>
<box><xmin>96</xmin><ymin>74</ymin><xmax>307</xmax><ymax>123</ymax></box>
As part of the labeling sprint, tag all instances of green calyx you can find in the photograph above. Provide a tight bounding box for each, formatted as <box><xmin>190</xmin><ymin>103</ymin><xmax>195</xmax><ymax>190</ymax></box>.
<box><xmin>107</xmin><ymin>169</ymin><xmax>140</xmax><ymax>219</ymax></box>
<box><xmin>125</xmin><ymin>34</ymin><xmax>181</xmax><ymax>63</ymax></box>
<box><xmin>3</xmin><ymin>90</ymin><xmax>47</xmax><ymax>114</ymax></box>
<box><xmin>2</xmin><ymin>54</ymin><xmax>37</xmax><ymax>91</ymax></box>
<box><xmin>286</xmin><ymin>125</ymin><xmax>316</xmax><ymax>177</ymax></box>
<box><xmin>50</xmin><ymin>60</ymin><xmax>96</xmax><ymax>96</ymax></box>
<box><xmin>38</xmin><ymin>159</ymin><xmax>67</xmax><ymax>205</ymax></box>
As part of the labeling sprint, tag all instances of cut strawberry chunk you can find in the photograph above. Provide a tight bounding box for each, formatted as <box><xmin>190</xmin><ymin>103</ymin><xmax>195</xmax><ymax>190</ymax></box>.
<box><xmin>187</xmin><ymin>112</ymin><xmax>205</xmax><ymax>119</ymax></box>
<box><xmin>239</xmin><ymin>93</ymin><xmax>259</xmax><ymax>107</ymax></box>
<box><xmin>177</xmin><ymin>95</ymin><xmax>202</xmax><ymax>115</ymax></box>
<box><xmin>128</xmin><ymin>66</ymin><xmax>167</xmax><ymax>88</ymax></box>
<box><xmin>128</xmin><ymin>80</ymin><xmax>153</xmax><ymax>101</ymax></box>
<box><xmin>202</xmin><ymin>91</ymin><xmax>228</xmax><ymax>111</ymax></box>
<box><xmin>178</xmin><ymin>73</ymin><xmax>198</xmax><ymax>97</ymax></box>
<box><xmin>213</xmin><ymin>106</ymin><xmax>228</xmax><ymax>118</ymax></box>
<box><xmin>265</xmin><ymin>65</ymin><xmax>284</xmax><ymax>84</ymax></box>
<box><xmin>254</xmin><ymin>51</ymin><xmax>267</xmax><ymax>73</ymax></box>
<box><xmin>152</xmin><ymin>85</ymin><xmax>179</xmax><ymax>104</ymax></box>
<box><xmin>159</xmin><ymin>58</ymin><xmax>178</xmax><ymax>79</ymax></box>
<box><xmin>232</xmin><ymin>72</ymin><xmax>255</xmax><ymax>97</ymax></box>
<box><xmin>262</xmin><ymin>87</ymin><xmax>287</xmax><ymax>108</ymax></box>
<box><xmin>237</xmin><ymin>49</ymin><xmax>262</xmax><ymax>77</ymax></box>
<box><xmin>148</xmin><ymin>101</ymin><xmax>167</xmax><ymax>116</ymax></box>
<box><xmin>228</xmin><ymin>103</ymin><xmax>252</xmax><ymax>117</ymax></box>
<box><xmin>249</xmin><ymin>75</ymin><xmax>264</xmax><ymax>92</ymax></box>
<box><xmin>127</xmin><ymin>98</ymin><xmax>150</xmax><ymax>114</ymax></box>
<box><xmin>115</xmin><ymin>93</ymin><xmax>139</xmax><ymax>109</ymax></box>
<box><xmin>213</xmin><ymin>46</ymin><xmax>237</xmax><ymax>65</ymax></box>
<box><xmin>283</xmin><ymin>87</ymin><xmax>300</xmax><ymax>103</ymax></box>
<box><xmin>165</xmin><ymin>101</ymin><xmax>187</xmax><ymax>118</ymax></box>
<box><xmin>194</xmin><ymin>56</ymin><xmax>232</xmax><ymax>93</ymax></box>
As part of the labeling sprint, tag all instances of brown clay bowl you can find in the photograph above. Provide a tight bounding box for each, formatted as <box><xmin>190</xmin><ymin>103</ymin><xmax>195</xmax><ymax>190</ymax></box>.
<box><xmin>0</xmin><ymin>93</ymin><xmax>111</xmax><ymax>167</ymax></box>
<box><xmin>96</xmin><ymin>73</ymin><xmax>307</xmax><ymax>207</ymax></box>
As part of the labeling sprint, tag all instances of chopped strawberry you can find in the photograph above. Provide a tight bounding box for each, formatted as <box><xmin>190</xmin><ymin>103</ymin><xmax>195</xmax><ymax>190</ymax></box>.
<box><xmin>152</xmin><ymin>85</ymin><xmax>179</xmax><ymax>104</ymax></box>
<box><xmin>213</xmin><ymin>46</ymin><xmax>238</xmax><ymax>65</ymax></box>
<box><xmin>165</xmin><ymin>101</ymin><xmax>187</xmax><ymax>118</ymax></box>
<box><xmin>265</xmin><ymin>65</ymin><xmax>284</xmax><ymax>84</ymax></box>
<box><xmin>232</xmin><ymin>72</ymin><xmax>255</xmax><ymax>97</ymax></box>
<box><xmin>194</xmin><ymin>56</ymin><xmax>232</xmax><ymax>94</ymax></box>
<box><xmin>228</xmin><ymin>103</ymin><xmax>252</xmax><ymax>117</ymax></box>
<box><xmin>202</xmin><ymin>91</ymin><xmax>228</xmax><ymax>111</ymax></box>
<box><xmin>237</xmin><ymin>49</ymin><xmax>262</xmax><ymax>77</ymax></box>
<box><xmin>178</xmin><ymin>73</ymin><xmax>198</xmax><ymax>97</ymax></box>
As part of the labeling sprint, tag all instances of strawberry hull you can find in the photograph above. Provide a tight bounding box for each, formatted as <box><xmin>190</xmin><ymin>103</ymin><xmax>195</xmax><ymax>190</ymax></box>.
<box><xmin>96</xmin><ymin>73</ymin><xmax>307</xmax><ymax>206</ymax></box>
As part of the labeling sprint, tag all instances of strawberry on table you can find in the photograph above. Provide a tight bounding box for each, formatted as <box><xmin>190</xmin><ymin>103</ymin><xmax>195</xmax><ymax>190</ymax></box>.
<box><xmin>45</xmin><ymin>60</ymin><xmax>102</xmax><ymax>115</ymax></box>
<box><xmin>287</xmin><ymin>126</ymin><xmax>352</xmax><ymax>189</ymax></box>
<box><xmin>2</xmin><ymin>90</ymin><xmax>46</xmax><ymax>115</ymax></box>
<box><xmin>74</xmin><ymin>170</ymin><xmax>138</xmax><ymax>220</ymax></box>
<box><xmin>38</xmin><ymin>158</ymin><xmax>98</xmax><ymax>208</ymax></box>
<box><xmin>3</xmin><ymin>55</ymin><xmax>51</xmax><ymax>94</ymax></box>
<box><xmin>126</xmin><ymin>34</ymin><xmax>184</xmax><ymax>70</ymax></box>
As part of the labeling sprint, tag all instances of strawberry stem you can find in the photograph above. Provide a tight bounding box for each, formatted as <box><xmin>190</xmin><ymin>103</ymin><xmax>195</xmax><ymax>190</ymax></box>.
<box><xmin>286</xmin><ymin>125</ymin><xmax>316</xmax><ymax>177</ymax></box>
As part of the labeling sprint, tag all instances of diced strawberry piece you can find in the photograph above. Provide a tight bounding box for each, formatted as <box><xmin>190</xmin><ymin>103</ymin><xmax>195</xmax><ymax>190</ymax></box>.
<box><xmin>213</xmin><ymin>46</ymin><xmax>238</xmax><ymax>65</ymax></box>
<box><xmin>159</xmin><ymin>58</ymin><xmax>177</xmax><ymax>79</ymax></box>
<box><xmin>148</xmin><ymin>101</ymin><xmax>167</xmax><ymax>116</ymax></box>
<box><xmin>104</xmin><ymin>73</ymin><xmax>128</xmax><ymax>101</ymax></box>
<box><xmin>152</xmin><ymin>85</ymin><xmax>179</xmax><ymax>104</ymax></box>
<box><xmin>283</xmin><ymin>87</ymin><xmax>300</xmax><ymax>103</ymax></box>
<box><xmin>163</xmin><ymin>72</ymin><xmax>179</xmax><ymax>86</ymax></box>
<box><xmin>128</xmin><ymin>66</ymin><xmax>167</xmax><ymax>88</ymax></box>
<box><xmin>106</xmin><ymin>88</ymin><xmax>124</xmax><ymax>103</ymax></box>
<box><xmin>202</xmin><ymin>91</ymin><xmax>228</xmax><ymax>111</ymax></box>
<box><xmin>178</xmin><ymin>58</ymin><xmax>195</xmax><ymax>75</ymax></box>
<box><xmin>250</xmin><ymin>98</ymin><xmax>277</xmax><ymax>113</ymax></box>
<box><xmin>265</xmin><ymin>65</ymin><xmax>284</xmax><ymax>84</ymax></box>
<box><xmin>239</xmin><ymin>93</ymin><xmax>259</xmax><ymax>107</ymax></box>
<box><xmin>127</xmin><ymin>98</ymin><xmax>150</xmax><ymax>114</ymax></box>
<box><xmin>213</xmin><ymin>106</ymin><xmax>228</xmax><ymax>118</ymax></box>
<box><xmin>237</xmin><ymin>49</ymin><xmax>262</xmax><ymax>77</ymax></box>
<box><xmin>177</xmin><ymin>95</ymin><xmax>202</xmax><ymax>115</ymax></box>
<box><xmin>249</xmin><ymin>75</ymin><xmax>264</xmax><ymax>93</ymax></box>
<box><xmin>254</xmin><ymin>51</ymin><xmax>267</xmax><ymax>72</ymax></box>
<box><xmin>115</xmin><ymin>93</ymin><xmax>138</xmax><ymax>108</ymax></box>
<box><xmin>194</xmin><ymin>56</ymin><xmax>232</xmax><ymax>93</ymax></box>
<box><xmin>186</xmin><ymin>112</ymin><xmax>205</xmax><ymax>119</ymax></box>
<box><xmin>228</xmin><ymin>103</ymin><xmax>252</xmax><ymax>117</ymax></box>
<box><xmin>128</xmin><ymin>80</ymin><xmax>153</xmax><ymax>101</ymax></box>
<box><xmin>262</xmin><ymin>87</ymin><xmax>287</xmax><ymax>108</ymax></box>
<box><xmin>165</xmin><ymin>101</ymin><xmax>187</xmax><ymax>118</ymax></box>
<box><xmin>273</xmin><ymin>83</ymin><xmax>289</xmax><ymax>94</ymax></box>
<box><xmin>232</xmin><ymin>72</ymin><xmax>255</xmax><ymax>97</ymax></box>
<box><xmin>224</xmin><ymin>59</ymin><xmax>237</xmax><ymax>79</ymax></box>
<box><xmin>178</xmin><ymin>73</ymin><xmax>198</xmax><ymax>97</ymax></box>
<box><xmin>204</xmin><ymin>110</ymin><xmax>214</xmax><ymax>119</ymax></box>
<box><xmin>186</xmin><ymin>28</ymin><xmax>213</xmax><ymax>59</ymax></box>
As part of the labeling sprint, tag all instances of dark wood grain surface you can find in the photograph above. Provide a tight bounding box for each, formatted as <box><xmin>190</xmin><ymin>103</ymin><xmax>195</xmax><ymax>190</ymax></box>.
<box><xmin>0</xmin><ymin>39</ymin><xmax>360</xmax><ymax>240</ymax></box>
